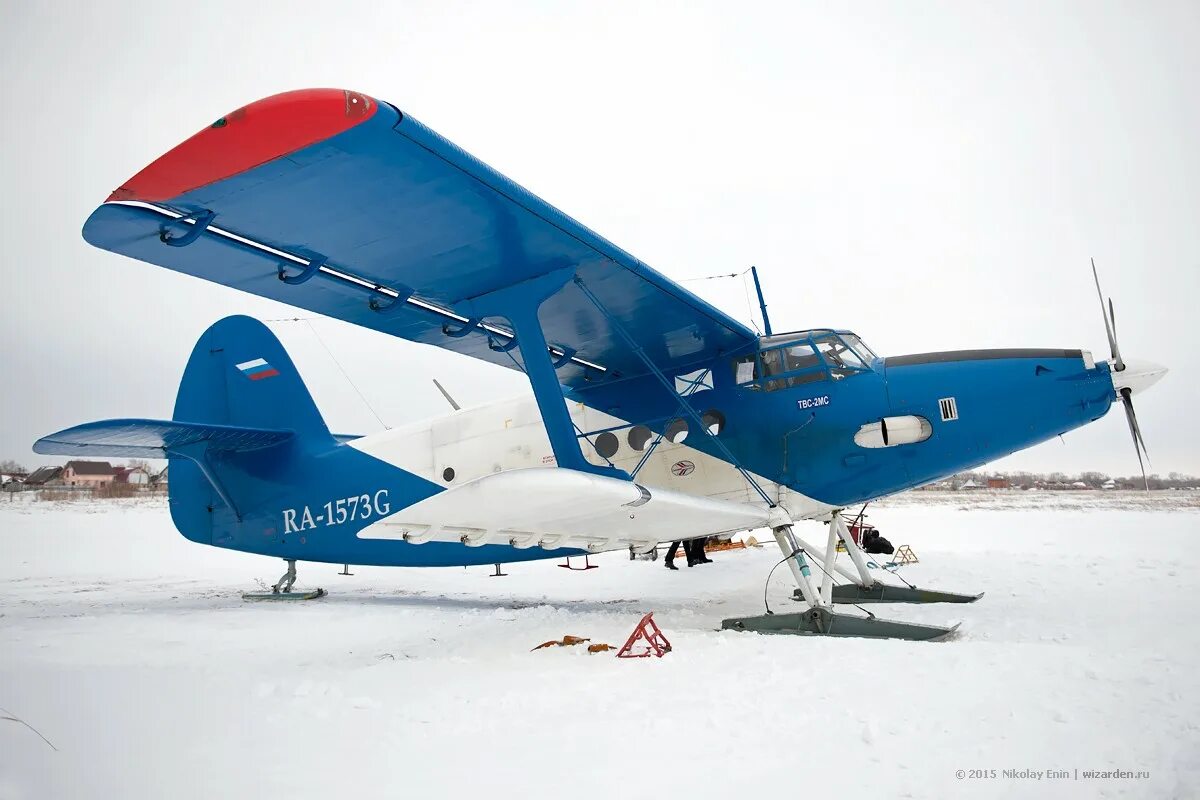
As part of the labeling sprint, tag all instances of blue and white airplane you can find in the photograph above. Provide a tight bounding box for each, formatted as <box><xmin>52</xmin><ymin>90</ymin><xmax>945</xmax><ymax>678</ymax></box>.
<box><xmin>36</xmin><ymin>89</ymin><xmax>1166</xmax><ymax>640</ymax></box>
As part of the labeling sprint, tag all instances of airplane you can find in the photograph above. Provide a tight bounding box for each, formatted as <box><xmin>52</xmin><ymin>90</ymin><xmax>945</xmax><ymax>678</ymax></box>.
<box><xmin>34</xmin><ymin>89</ymin><xmax>1167</xmax><ymax>641</ymax></box>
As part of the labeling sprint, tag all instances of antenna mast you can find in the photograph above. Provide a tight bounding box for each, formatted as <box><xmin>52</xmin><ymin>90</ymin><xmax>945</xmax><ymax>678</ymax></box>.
<box><xmin>750</xmin><ymin>265</ymin><xmax>772</xmax><ymax>335</ymax></box>
<box><xmin>432</xmin><ymin>379</ymin><xmax>461</xmax><ymax>411</ymax></box>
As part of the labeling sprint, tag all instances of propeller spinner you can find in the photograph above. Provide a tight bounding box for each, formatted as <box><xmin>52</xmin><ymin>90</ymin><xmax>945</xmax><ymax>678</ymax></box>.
<box><xmin>1091</xmin><ymin>259</ymin><xmax>1168</xmax><ymax>489</ymax></box>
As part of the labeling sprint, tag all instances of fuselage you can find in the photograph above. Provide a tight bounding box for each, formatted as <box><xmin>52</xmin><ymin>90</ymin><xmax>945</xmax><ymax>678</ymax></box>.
<box><xmin>340</xmin><ymin>333</ymin><xmax>1118</xmax><ymax>545</ymax></box>
<box><xmin>155</xmin><ymin>325</ymin><xmax>1119</xmax><ymax>568</ymax></box>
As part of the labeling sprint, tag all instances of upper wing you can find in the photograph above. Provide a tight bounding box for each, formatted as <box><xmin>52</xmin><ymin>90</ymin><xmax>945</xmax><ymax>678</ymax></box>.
<box><xmin>82</xmin><ymin>89</ymin><xmax>755</xmax><ymax>388</ymax></box>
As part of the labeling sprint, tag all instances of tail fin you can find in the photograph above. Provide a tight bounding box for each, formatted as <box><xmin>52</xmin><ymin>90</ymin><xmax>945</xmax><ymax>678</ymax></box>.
<box><xmin>35</xmin><ymin>316</ymin><xmax>333</xmax><ymax>542</ymax></box>
<box><xmin>174</xmin><ymin>315</ymin><xmax>331</xmax><ymax>438</ymax></box>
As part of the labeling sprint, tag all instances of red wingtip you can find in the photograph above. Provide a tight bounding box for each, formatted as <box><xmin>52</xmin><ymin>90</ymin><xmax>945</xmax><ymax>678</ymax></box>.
<box><xmin>107</xmin><ymin>89</ymin><xmax>379</xmax><ymax>203</ymax></box>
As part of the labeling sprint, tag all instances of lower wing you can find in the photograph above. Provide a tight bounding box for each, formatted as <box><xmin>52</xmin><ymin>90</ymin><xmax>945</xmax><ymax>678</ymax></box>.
<box><xmin>357</xmin><ymin>468</ymin><xmax>771</xmax><ymax>553</ymax></box>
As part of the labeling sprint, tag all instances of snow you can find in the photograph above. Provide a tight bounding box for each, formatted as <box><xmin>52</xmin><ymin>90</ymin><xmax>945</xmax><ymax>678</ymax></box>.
<box><xmin>2</xmin><ymin>492</ymin><xmax>1198</xmax><ymax>799</ymax></box>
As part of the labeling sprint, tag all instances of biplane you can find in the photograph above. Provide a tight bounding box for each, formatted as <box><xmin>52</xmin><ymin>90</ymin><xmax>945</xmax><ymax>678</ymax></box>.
<box><xmin>35</xmin><ymin>89</ymin><xmax>1167</xmax><ymax>640</ymax></box>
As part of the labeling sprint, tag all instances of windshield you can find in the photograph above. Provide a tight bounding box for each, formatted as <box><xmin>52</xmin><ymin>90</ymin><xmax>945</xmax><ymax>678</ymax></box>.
<box><xmin>841</xmin><ymin>334</ymin><xmax>877</xmax><ymax>361</ymax></box>
<box><xmin>813</xmin><ymin>335</ymin><xmax>867</xmax><ymax>379</ymax></box>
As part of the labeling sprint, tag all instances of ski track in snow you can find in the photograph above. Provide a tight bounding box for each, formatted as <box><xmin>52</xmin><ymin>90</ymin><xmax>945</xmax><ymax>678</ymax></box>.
<box><xmin>1</xmin><ymin>492</ymin><xmax>1197</xmax><ymax>799</ymax></box>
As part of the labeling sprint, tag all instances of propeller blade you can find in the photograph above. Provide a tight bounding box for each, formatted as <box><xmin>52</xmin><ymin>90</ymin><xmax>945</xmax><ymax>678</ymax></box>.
<box><xmin>1119</xmin><ymin>387</ymin><xmax>1150</xmax><ymax>490</ymax></box>
<box><xmin>1091</xmin><ymin>258</ymin><xmax>1124</xmax><ymax>371</ymax></box>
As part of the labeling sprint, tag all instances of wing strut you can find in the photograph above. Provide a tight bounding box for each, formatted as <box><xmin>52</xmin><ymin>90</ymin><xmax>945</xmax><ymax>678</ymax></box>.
<box><xmin>464</xmin><ymin>267</ymin><xmax>625</xmax><ymax>480</ymax></box>
<box><xmin>574</xmin><ymin>276</ymin><xmax>775</xmax><ymax>506</ymax></box>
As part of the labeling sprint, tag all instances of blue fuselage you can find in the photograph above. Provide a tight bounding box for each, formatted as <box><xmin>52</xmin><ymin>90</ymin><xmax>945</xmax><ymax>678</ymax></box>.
<box><xmin>571</xmin><ymin>343</ymin><xmax>1115</xmax><ymax>507</ymax></box>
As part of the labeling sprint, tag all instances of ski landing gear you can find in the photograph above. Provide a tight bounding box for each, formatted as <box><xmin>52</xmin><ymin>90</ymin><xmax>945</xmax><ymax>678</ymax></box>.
<box><xmin>242</xmin><ymin>559</ymin><xmax>327</xmax><ymax>601</ymax></box>
<box><xmin>825</xmin><ymin>583</ymin><xmax>983</xmax><ymax>605</ymax></box>
<box><xmin>721</xmin><ymin>513</ymin><xmax>964</xmax><ymax>642</ymax></box>
<box><xmin>789</xmin><ymin>513</ymin><xmax>982</xmax><ymax>605</ymax></box>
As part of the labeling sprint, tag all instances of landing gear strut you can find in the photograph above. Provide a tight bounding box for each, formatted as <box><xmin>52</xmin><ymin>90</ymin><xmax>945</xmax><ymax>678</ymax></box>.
<box><xmin>273</xmin><ymin>559</ymin><xmax>298</xmax><ymax>593</ymax></box>
<box><xmin>788</xmin><ymin>513</ymin><xmax>983</xmax><ymax>605</ymax></box>
<box><xmin>721</xmin><ymin>511</ymin><xmax>964</xmax><ymax>641</ymax></box>
<box><xmin>242</xmin><ymin>559</ymin><xmax>327</xmax><ymax>601</ymax></box>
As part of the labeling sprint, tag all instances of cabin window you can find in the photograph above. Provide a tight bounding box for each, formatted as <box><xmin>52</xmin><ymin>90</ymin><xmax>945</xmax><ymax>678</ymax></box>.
<box><xmin>665</xmin><ymin>418</ymin><xmax>689</xmax><ymax>444</ymax></box>
<box><xmin>701</xmin><ymin>409</ymin><xmax>726</xmax><ymax>435</ymax></box>
<box><xmin>734</xmin><ymin>341</ymin><xmax>828</xmax><ymax>392</ymax></box>
<box><xmin>733</xmin><ymin>355</ymin><xmax>756</xmax><ymax>385</ymax></box>
<box><xmin>594</xmin><ymin>431</ymin><xmax>619</xmax><ymax>459</ymax></box>
<box><xmin>780</xmin><ymin>344</ymin><xmax>822</xmax><ymax>373</ymax></box>
<box><xmin>627</xmin><ymin>425</ymin><xmax>653</xmax><ymax>451</ymax></box>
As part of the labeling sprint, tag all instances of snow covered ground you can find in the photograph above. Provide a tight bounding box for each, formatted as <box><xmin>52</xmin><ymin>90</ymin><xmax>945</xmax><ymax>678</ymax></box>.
<box><xmin>2</xmin><ymin>491</ymin><xmax>1197</xmax><ymax>799</ymax></box>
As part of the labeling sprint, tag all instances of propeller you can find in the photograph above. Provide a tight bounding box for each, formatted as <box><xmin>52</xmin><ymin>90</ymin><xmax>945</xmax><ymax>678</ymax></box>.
<box><xmin>1092</xmin><ymin>258</ymin><xmax>1124</xmax><ymax>372</ymax></box>
<box><xmin>1091</xmin><ymin>258</ymin><xmax>1150</xmax><ymax>490</ymax></box>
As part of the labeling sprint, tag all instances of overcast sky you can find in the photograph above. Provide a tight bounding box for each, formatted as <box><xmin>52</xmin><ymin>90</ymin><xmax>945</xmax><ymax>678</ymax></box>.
<box><xmin>2</xmin><ymin>1</ymin><xmax>1196</xmax><ymax>477</ymax></box>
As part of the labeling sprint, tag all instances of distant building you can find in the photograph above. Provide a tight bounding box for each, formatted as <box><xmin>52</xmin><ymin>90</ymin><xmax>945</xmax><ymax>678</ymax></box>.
<box><xmin>24</xmin><ymin>466</ymin><xmax>64</xmax><ymax>486</ymax></box>
<box><xmin>987</xmin><ymin>477</ymin><xmax>1010</xmax><ymax>490</ymax></box>
<box><xmin>959</xmin><ymin>479</ymin><xmax>982</xmax><ymax>490</ymax></box>
<box><xmin>112</xmin><ymin>466</ymin><xmax>152</xmax><ymax>485</ymax></box>
<box><xmin>62</xmin><ymin>461</ymin><xmax>115</xmax><ymax>487</ymax></box>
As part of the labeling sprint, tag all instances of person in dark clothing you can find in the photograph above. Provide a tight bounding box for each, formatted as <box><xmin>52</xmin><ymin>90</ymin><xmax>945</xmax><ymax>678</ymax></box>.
<box><xmin>664</xmin><ymin>537</ymin><xmax>713</xmax><ymax>569</ymax></box>
<box><xmin>860</xmin><ymin>529</ymin><xmax>895</xmax><ymax>555</ymax></box>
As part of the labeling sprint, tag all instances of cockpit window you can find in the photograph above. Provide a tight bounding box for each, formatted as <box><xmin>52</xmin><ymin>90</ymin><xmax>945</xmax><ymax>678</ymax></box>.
<box><xmin>813</xmin><ymin>335</ymin><xmax>869</xmax><ymax>379</ymax></box>
<box><xmin>841</xmin><ymin>334</ymin><xmax>877</xmax><ymax>362</ymax></box>
<box><xmin>732</xmin><ymin>330</ymin><xmax>875</xmax><ymax>391</ymax></box>
<box><xmin>733</xmin><ymin>340</ymin><xmax>828</xmax><ymax>392</ymax></box>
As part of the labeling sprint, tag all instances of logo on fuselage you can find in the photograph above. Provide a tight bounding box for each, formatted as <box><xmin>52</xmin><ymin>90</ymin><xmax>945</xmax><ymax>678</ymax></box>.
<box><xmin>671</xmin><ymin>460</ymin><xmax>696</xmax><ymax>477</ymax></box>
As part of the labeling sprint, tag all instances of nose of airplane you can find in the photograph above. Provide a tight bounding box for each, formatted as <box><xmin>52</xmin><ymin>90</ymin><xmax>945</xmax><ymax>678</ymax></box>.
<box><xmin>1110</xmin><ymin>359</ymin><xmax>1169</xmax><ymax>397</ymax></box>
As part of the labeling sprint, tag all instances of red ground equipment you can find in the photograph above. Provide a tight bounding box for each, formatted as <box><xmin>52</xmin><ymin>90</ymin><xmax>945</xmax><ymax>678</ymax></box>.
<box><xmin>616</xmin><ymin>612</ymin><xmax>672</xmax><ymax>658</ymax></box>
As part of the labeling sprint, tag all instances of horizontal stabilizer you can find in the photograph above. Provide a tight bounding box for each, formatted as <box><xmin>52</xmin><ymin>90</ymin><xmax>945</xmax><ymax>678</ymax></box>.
<box><xmin>33</xmin><ymin>418</ymin><xmax>293</xmax><ymax>459</ymax></box>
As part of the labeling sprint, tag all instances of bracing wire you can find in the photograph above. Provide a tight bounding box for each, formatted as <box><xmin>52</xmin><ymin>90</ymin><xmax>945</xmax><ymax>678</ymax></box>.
<box><xmin>763</xmin><ymin>545</ymin><xmax>875</xmax><ymax>619</ymax></box>
<box><xmin>681</xmin><ymin>272</ymin><xmax>741</xmax><ymax>282</ymax></box>
<box><xmin>741</xmin><ymin>271</ymin><xmax>762</xmax><ymax>335</ymax></box>
<box><xmin>301</xmin><ymin>320</ymin><xmax>390</xmax><ymax>430</ymax></box>
<box><xmin>762</xmin><ymin>548</ymin><xmax>799</xmax><ymax>616</ymax></box>
<box><xmin>262</xmin><ymin>317</ymin><xmax>389</xmax><ymax>430</ymax></box>
<box><xmin>680</xmin><ymin>268</ymin><xmax>762</xmax><ymax>334</ymax></box>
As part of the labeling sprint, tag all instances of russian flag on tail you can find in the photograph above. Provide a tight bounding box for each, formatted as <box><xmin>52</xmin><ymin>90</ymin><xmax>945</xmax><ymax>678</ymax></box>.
<box><xmin>236</xmin><ymin>358</ymin><xmax>280</xmax><ymax>381</ymax></box>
